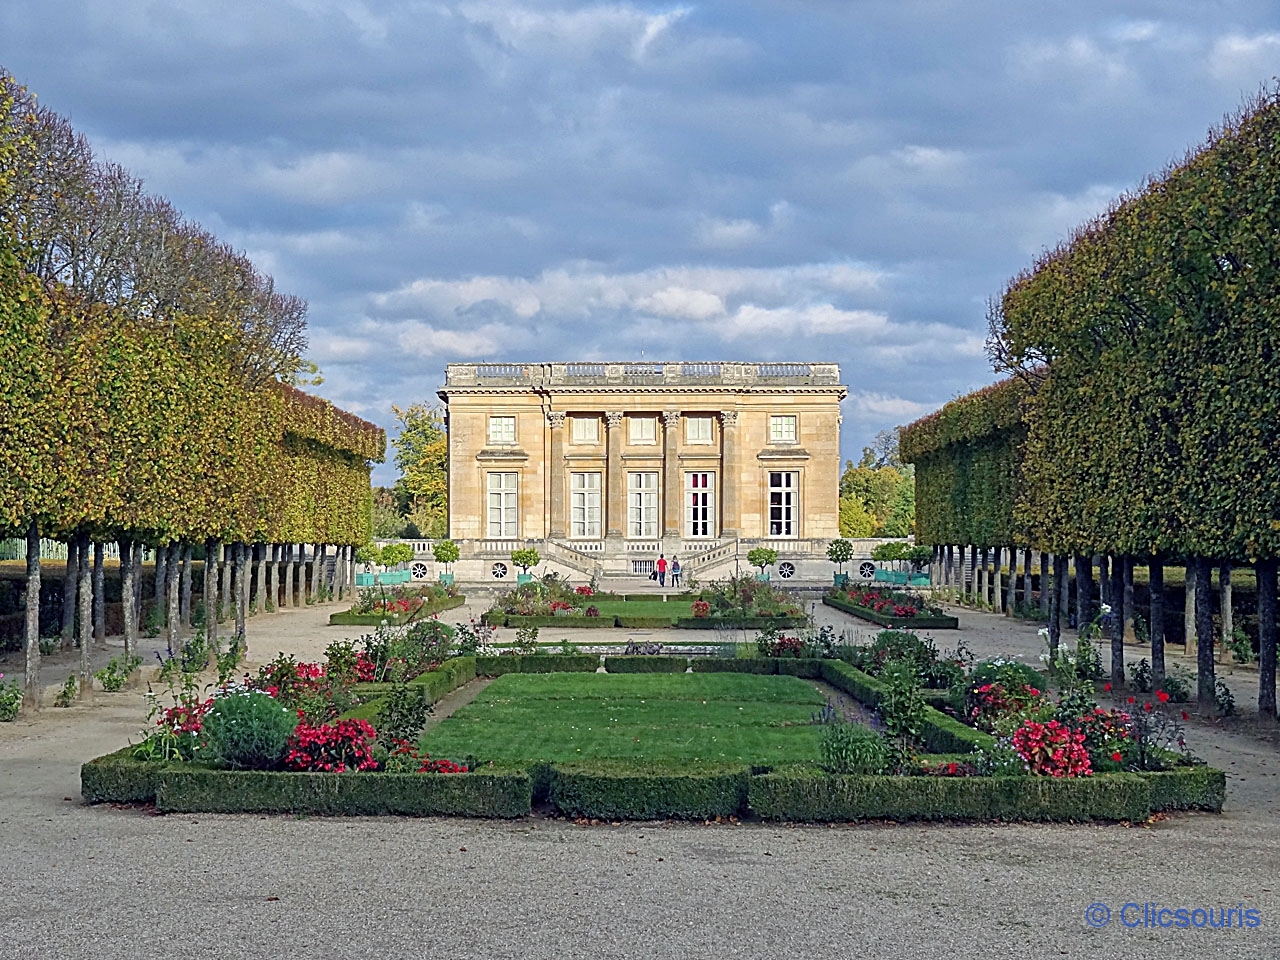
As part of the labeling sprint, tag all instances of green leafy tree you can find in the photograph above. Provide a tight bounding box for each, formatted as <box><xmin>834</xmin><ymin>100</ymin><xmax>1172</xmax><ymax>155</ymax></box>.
<box><xmin>826</xmin><ymin>538</ymin><xmax>853</xmax><ymax>573</ymax></box>
<box><xmin>431</xmin><ymin>539</ymin><xmax>459</xmax><ymax>571</ymax></box>
<box><xmin>838</xmin><ymin>495</ymin><xmax>876</xmax><ymax>537</ymax></box>
<box><xmin>510</xmin><ymin>547</ymin><xmax>540</xmax><ymax>574</ymax></box>
<box><xmin>391</xmin><ymin>404</ymin><xmax>448</xmax><ymax>538</ymax></box>
<box><xmin>747</xmin><ymin>547</ymin><xmax>777</xmax><ymax>575</ymax></box>
<box><xmin>380</xmin><ymin>543</ymin><xmax>414</xmax><ymax>567</ymax></box>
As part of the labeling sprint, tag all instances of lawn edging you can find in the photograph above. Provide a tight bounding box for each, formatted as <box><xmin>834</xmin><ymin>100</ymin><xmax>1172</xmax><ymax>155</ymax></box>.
<box><xmin>823</xmin><ymin>593</ymin><xmax>958</xmax><ymax>629</ymax></box>
<box><xmin>674</xmin><ymin>616</ymin><xmax>809</xmax><ymax>630</ymax></box>
<box><xmin>476</xmin><ymin>654</ymin><xmax>599</xmax><ymax>676</ymax></box>
<box><xmin>549</xmin><ymin>761</ymin><xmax>749</xmax><ymax>820</ymax></box>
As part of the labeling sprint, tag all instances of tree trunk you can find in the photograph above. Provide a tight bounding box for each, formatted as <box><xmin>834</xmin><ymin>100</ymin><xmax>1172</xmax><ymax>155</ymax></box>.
<box><xmin>318</xmin><ymin>544</ymin><xmax>330</xmax><ymax>600</ymax></box>
<box><xmin>1194</xmin><ymin>557</ymin><xmax>1216</xmax><ymax>714</ymax></box>
<box><xmin>1039</xmin><ymin>552</ymin><xmax>1050</xmax><ymax>616</ymax></box>
<box><xmin>1123</xmin><ymin>556</ymin><xmax>1135</xmax><ymax>642</ymax></box>
<box><xmin>977</xmin><ymin>548</ymin><xmax>988</xmax><ymax>607</ymax></box>
<box><xmin>219</xmin><ymin>542</ymin><xmax>232</xmax><ymax>622</ymax></box>
<box><xmin>1076</xmin><ymin>554</ymin><xmax>1092</xmax><ymax>636</ymax></box>
<box><xmin>23</xmin><ymin>522</ymin><xmax>42</xmax><ymax>711</ymax></box>
<box><xmin>266</xmin><ymin>544</ymin><xmax>277</xmax><ymax>611</ymax></box>
<box><xmin>283</xmin><ymin>545</ymin><xmax>295</xmax><ymax>609</ymax></box>
<box><xmin>166</xmin><ymin>541</ymin><xmax>181</xmax><ymax>654</ymax></box>
<box><xmin>154</xmin><ymin>543</ymin><xmax>168</xmax><ymax>625</ymax></box>
<box><xmin>1219</xmin><ymin>561</ymin><xmax>1233</xmax><ymax>664</ymax></box>
<box><xmin>1022</xmin><ymin>547</ymin><xmax>1033</xmax><ymax>613</ymax></box>
<box><xmin>1109</xmin><ymin>556</ymin><xmax>1125</xmax><ymax>687</ymax></box>
<box><xmin>254</xmin><ymin>543</ymin><xmax>266</xmax><ymax>615</ymax></box>
<box><xmin>992</xmin><ymin>547</ymin><xmax>1004</xmax><ymax>613</ymax></box>
<box><xmin>1098</xmin><ymin>555</ymin><xmax>1111</xmax><ymax>606</ymax></box>
<box><xmin>1149</xmin><ymin>559</ymin><xmax>1165</xmax><ymax>684</ymax></box>
<box><xmin>1057</xmin><ymin>554</ymin><xmax>1070</xmax><ymax>643</ymax></box>
<box><xmin>180</xmin><ymin>544</ymin><xmax>193</xmax><ymax>628</ymax></box>
<box><xmin>132</xmin><ymin>543</ymin><xmax>144</xmax><ymax>624</ymax></box>
<box><xmin>77</xmin><ymin>534</ymin><xmax>92</xmax><ymax>701</ymax></box>
<box><xmin>1048</xmin><ymin>553</ymin><xmax>1065</xmax><ymax>664</ymax></box>
<box><xmin>120</xmin><ymin>538</ymin><xmax>136</xmax><ymax>662</ymax></box>
<box><xmin>308</xmin><ymin>545</ymin><xmax>319</xmax><ymax>604</ymax></box>
<box><xmin>60</xmin><ymin>539</ymin><xmax>78</xmax><ymax>649</ymax></box>
<box><xmin>234</xmin><ymin>543</ymin><xmax>248</xmax><ymax>645</ymax></box>
<box><xmin>92</xmin><ymin>541</ymin><xmax>106</xmax><ymax>646</ymax></box>
<box><xmin>205</xmin><ymin>537</ymin><xmax>220</xmax><ymax>659</ymax></box>
<box><xmin>1184</xmin><ymin>565</ymin><xmax>1195</xmax><ymax>651</ymax></box>
<box><xmin>1257</xmin><ymin>557</ymin><xmax>1277</xmax><ymax>722</ymax></box>
<box><xmin>334</xmin><ymin>545</ymin><xmax>345</xmax><ymax>602</ymax></box>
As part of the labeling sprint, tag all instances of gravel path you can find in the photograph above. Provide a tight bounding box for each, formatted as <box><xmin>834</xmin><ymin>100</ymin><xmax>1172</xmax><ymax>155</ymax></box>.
<box><xmin>3</xmin><ymin>600</ymin><xmax>1280</xmax><ymax>959</ymax></box>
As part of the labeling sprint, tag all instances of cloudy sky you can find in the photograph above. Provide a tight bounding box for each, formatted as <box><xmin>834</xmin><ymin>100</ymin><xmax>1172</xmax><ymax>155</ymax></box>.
<box><xmin>4</xmin><ymin>1</ymin><xmax>1278</xmax><ymax>482</ymax></box>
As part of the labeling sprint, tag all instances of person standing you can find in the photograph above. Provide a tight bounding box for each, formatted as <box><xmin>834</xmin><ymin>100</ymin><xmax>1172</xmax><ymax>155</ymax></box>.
<box><xmin>670</xmin><ymin>557</ymin><xmax>681</xmax><ymax>588</ymax></box>
<box><xmin>656</xmin><ymin>553</ymin><xmax>668</xmax><ymax>587</ymax></box>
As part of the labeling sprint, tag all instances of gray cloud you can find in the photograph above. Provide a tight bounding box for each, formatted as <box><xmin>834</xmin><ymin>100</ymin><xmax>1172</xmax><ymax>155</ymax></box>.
<box><xmin>4</xmin><ymin>0</ymin><xmax>1279</xmax><ymax>483</ymax></box>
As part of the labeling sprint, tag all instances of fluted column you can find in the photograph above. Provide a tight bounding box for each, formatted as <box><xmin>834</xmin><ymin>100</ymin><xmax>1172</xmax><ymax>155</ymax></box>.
<box><xmin>662</xmin><ymin>409</ymin><xmax>681</xmax><ymax>539</ymax></box>
<box><xmin>547</xmin><ymin>411</ymin><xmax>566</xmax><ymax>539</ymax></box>
<box><xmin>605</xmin><ymin>411</ymin><xmax>624</xmax><ymax>538</ymax></box>
<box><xmin>719</xmin><ymin>410</ymin><xmax>739</xmax><ymax>537</ymax></box>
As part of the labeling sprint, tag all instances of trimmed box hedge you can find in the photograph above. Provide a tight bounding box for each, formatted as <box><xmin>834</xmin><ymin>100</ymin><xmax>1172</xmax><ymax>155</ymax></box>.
<box><xmin>603</xmin><ymin>655</ymin><xmax>689</xmax><ymax>673</ymax></box>
<box><xmin>1143</xmin><ymin>767</ymin><xmax>1226</xmax><ymax>812</ymax></box>
<box><xmin>475</xmin><ymin>654</ymin><xmax>599</xmax><ymax>676</ymax></box>
<box><xmin>501</xmin><ymin>615</ymin><xmax>619</xmax><ymax>629</ymax></box>
<box><xmin>621</xmin><ymin>593</ymin><xmax>698</xmax><ymax>602</ymax></box>
<box><xmin>81</xmin><ymin>747</ymin><xmax>168</xmax><ymax>804</ymax></box>
<box><xmin>774</xmin><ymin>659</ymin><xmax>823</xmax><ymax>679</ymax></box>
<box><xmin>823</xmin><ymin>594</ymin><xmax>959</xmax><ymax>629</ymax></box>
<box><xmin>748</xmin><ymin>767</ymin><xmax>1152</xmax><ymax>822</ymax></box>
<box><xmin>690</xmin><ymin>657</ymin><xmax>777</xmax><ymax>674</ymax></box>
<box><xmin>549</xmin><ymin>762</ymin><xmax>749</xmax><ymax>820</ymax></box>
<box><xmin>155</xmin><ymin>767</ymin><xmax>531</xmax><ymax>817</ymax></box>
<box><xmin>675</xmin><ymin>616</ymin><xmax>808</xmax><ymax>630</ymax></box>
<box><xmin>412</xmin><ymin>656</ymin><xmax>476</xmax><ymax>704</ymax></box>
<box><xmin>616</xmin><ymin>615</ymin><xmax>680</xmax><ymax>628</ymax></box>
<box><xmin>820</xmin><ymin>660</ymin><xmax>995</xmax><ymax>754</ymax></box>
<box><xmin>328</xmin><ymin>594</ymin><xmax>465</xmax><ymax>626</ymax></box>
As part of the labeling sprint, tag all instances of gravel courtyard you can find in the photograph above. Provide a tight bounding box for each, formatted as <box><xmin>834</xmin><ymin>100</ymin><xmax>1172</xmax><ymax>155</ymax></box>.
<box><xmin>2</xmin><ymin>598</ymin><xmax>1279</xmax><ymax>960</ymax></box>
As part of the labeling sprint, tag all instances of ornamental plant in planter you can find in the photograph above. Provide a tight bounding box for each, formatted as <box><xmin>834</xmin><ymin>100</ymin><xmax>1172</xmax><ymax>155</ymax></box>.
<box><xmin>827</xmin><ymin>538</ymin><xmax>853</xmax><ymax>587</ymax></box>
<box><xmin>511</xmin><ymin>547</ymin><xmax>541</xmax><ymax>585</ymax></box>
<box><xmin>432</xmin><ymin>539</ymin><xmax>460</xmax><ymax>585</ymax></box>
<box><xmin>747</xmin><ymin>547</ymin><xmax>778</xmax><ymax>581</ymax></box>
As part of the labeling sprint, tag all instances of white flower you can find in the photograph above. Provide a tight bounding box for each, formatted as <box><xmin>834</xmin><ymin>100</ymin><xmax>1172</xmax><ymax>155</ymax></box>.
<box><xmin>1100</xmin><ymin>604</ymin><xmax>1112</xmax><ymax>615</ymax></box>
<box><xmin>1037</xmin><ymin>627</ymin><xmax>1049</xmax><ymax>639</ymax></box>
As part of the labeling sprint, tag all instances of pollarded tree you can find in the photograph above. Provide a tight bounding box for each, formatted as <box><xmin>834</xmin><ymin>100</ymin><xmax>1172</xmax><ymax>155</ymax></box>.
<box><xmin>510</xmin><ymin>547</ymin><xmax>540</xmax><ymax>574</ymax></box>
<box><xmin>747</xmin><ymin>547</ymin><xmax>777</xmax><ymax>576</ymax></box>
<box><xmin>826</xmin><ymin>538</ymin><xmax>853</xmax><ymax>574</ymax></box>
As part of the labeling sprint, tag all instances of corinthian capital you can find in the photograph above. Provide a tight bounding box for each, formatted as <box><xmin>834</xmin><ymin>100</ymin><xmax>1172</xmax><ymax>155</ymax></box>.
<box><xmin>546</xmin><ymin>411</ymin><xmax>566</xmax><ymax>428</ymax></box>
<box><xmin>605</xmin><ymin>411</ymin><xmax>624</xmax><ymax>429</ymax></box>
<box><xmin>719</xmin><ymin>410</ymin><xmax>738</xmax><ymax>426</ymax></box>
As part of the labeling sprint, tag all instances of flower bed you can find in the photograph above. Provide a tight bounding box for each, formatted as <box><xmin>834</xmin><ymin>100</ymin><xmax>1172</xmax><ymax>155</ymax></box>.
<box><xmin>329</xmin><ymin>594</ymin><xmax>465</xmax><ymax>626</ymax></box>
<box><xmin>83</xmin><ymin>645</ymin><xmax>1225</xmax><ymax>822</ymax></box>
<box><xmin>824</xmin><ymin>592</ymin><xmax>959</xmax><ymax>629</ymax></box>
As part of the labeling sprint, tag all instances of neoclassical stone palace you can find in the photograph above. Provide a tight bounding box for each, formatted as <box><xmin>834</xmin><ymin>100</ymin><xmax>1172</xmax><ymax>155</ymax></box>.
<box><xmin>434</xmin><ymin>362</ymin><xmax>848</xmax><ymax>582</ymax></box>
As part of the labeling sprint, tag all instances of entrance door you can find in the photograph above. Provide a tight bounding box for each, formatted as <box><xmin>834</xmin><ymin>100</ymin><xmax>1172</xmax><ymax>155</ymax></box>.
<box><xmin>768</xmin><ymin>471</ymin><xmax>798</xmax><ymax>538</ymax></box>
<box><xmin>685</xmin><ymin>472</ymin><xmax>715</xmax><ymax>538</ymax></box>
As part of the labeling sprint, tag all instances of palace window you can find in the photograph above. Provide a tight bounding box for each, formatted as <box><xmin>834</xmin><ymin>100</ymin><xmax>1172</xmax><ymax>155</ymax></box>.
<box><xmin>685</xmin><ymin>471</ymin><xmax>715</xmax><ymax>538</ymax></box>
<box><xmin>769</xmin><ymin>415</ymin><xmax>798</xmax><ymax>444</ymax></box>
<box><xmin>685</xmin><ymin>416</ymin><xmax>713</xmax><ymax>445</ymax></box>
<box><xmin>768</xmin><ymin>471</ymin><xmax>798</xmax><ymax>538</ymax></box>
<box><xmin>629</xmin><ymin>416</ymin><xmax>657</xmax><ymax>445</ymax></box>
<box><xmin>571</xmin><ymin>416</ymin><xmax>599</xmax><ymax>444</ymax></box>
<box><xmin>570</xmin><ymin>472</ymin><xmax>602</xmax><ymax>539</ymax></box>
<box><xmin>628</xmin><ymin>472</ymin><xmax>659</xmax><ymax>538</ymax></box>
<box><xmin>486</xmin><ymin>472</ymin><xmax>518</xmax><ymax>537</ymax></box>
<box><xmin>488</xmin><ymin>415</ymin><xmax>516</xmax><ymax>445</ymax></box>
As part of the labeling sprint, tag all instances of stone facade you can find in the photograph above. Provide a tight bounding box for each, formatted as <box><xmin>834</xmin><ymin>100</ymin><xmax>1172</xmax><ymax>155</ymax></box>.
<box><xmin>437</xmin><ymin>361</ymin><xmax>847</xmax><ymax>580</ymax></box>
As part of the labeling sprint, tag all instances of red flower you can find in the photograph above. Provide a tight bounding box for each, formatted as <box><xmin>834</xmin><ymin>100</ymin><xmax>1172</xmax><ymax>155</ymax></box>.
<box><xmin>1103</xmin><ymin>683</ymin><xmax>1111</xmax><ymax>692</ymax></box>
<box><xmin>1157</xmin><ymin>690</ymin><xmax>1170</xmax><ymax>703</ymax></box>
<box><xmin>1111</xmin><ymin>751</ymin><xmax>1123</xmax><ymax>762</ymax></box>
<box><xmin>1181</xmin><ymin>711</ymin><xmax>1190</xmax><ymax>721</ymax></box>
<box><xmin>1127</xmin><ymin>696</ymin><xmax>1135</xmax><ymax>704</ymax></box>
<box><xmin>1143</xmin><ymin>702</ymin><xmax>1153</xmax><ymax>713</ymax></box>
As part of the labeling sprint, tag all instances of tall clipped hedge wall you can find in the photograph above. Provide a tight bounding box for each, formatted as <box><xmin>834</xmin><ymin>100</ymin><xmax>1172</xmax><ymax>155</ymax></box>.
<box><xmin>902</xmin><ymin>91</ymin><xmax>1280</xmax><ymax>561</ymax></box>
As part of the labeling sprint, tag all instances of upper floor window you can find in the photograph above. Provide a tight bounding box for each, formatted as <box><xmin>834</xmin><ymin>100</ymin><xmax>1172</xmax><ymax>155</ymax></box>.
<box><xmin>769</xmin><ymin>415</ymin><xmax>798</xmax><ymax>444</ymax></box>
<box><xmin>572</xmin><ymin>416</ymin><xmax>599</xmax><ymax>444</ymax></box>
<box><xmin>629</xmin><ymin>416</ymin><xmax>657</xmax><ymax>445</ymax></box>
<box><xmin>685</xmin><ymin>416</ymin><xmax>713</xmax><ymax>445</ymax></box>
<box><xmin>488</xmin><ymin>415</ymin><xmax>516</xmax><ymax>445</ymax></box>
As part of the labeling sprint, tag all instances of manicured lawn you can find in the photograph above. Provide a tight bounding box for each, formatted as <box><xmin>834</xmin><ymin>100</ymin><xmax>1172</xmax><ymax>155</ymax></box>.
<box><xmin>419</xmin><ymin>673</ymin><xmax>828</xmax><ymax>764</ymax></box>
<box><xmin>588</xmin><ymin>599</ymin><xmax>695</xmax><ymax>620</ymax></box>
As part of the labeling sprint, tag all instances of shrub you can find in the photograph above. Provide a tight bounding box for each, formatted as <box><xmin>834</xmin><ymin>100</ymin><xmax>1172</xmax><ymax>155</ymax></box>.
<box><xmin>690</xmin><ymin>657</ymin><xmax>776</xmax><ymax>674</ymax></box>
<box><xmin>94</xmin><ymin>655</ymin><xmax>143</xmax><ymax>693</ymax></box>
<box><xmin>377</xmin><ymin>685</ymin><xmax>429</xmax><ymax>744</ymax></box>
<box><xmin>1011</xmin><ymin>720</ymin><xmax>1092</xmax><ymax>777</ymax></box>
<box><xmin>820</xmin><ymin>722</ymin><xmax>890</xmax><ymax>775</ymax></box>
<box><xmin>201</xmin><ymin>693</ymin><xmax>298</xmax><ymax>770</ymax></box>
<box><xmin>0</xmin><ymin>673</ymin><xmax>22</xmax><ymax>721</ymax></box>
<box><xmin>285</xmin><ymin>718</ymin><xmax>379</xmax><ymax>772</ymax></box>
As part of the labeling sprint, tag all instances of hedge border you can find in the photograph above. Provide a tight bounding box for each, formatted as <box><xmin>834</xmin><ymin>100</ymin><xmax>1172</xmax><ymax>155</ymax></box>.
<box><xmin>155</xmin><ymin>766</ymin><xmax>531</xmax><ymax>817</ymax></box>
<box><xmin>823</xmin><ymin>594</ymin><xmax>959</xmax><ymax>629</ymax></box>
<box><xmin>475</xmin><ymin>654</ymin><xmax>600</xmax><ymax>676</ymax></box>
<box><xmin>328</xmin><ymin>595</ymin><xmax>465</xmax><ymax>626</ymax></box>
<box><xmin>674</xmin><ymin>617</ymin><xmax>809</xmax><ymax>630</ymax></box>
<box><xmin>602</xmin><ymin>655</ymin><xmax>689</xmax><ymax>673</ymax></box>
<box><xmin>83</xmin><ymin>658</ymin><xmax>1224</xmax><ymax>822</ymax></box>
<box><xmin>500</xmin><ymin>615</ymin><xmax>620</xmax><ymax>629</ymax></box>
